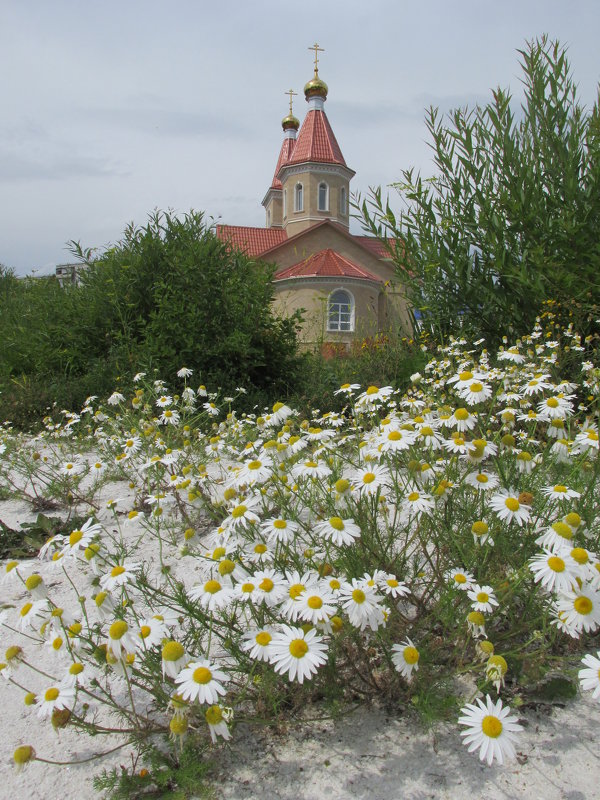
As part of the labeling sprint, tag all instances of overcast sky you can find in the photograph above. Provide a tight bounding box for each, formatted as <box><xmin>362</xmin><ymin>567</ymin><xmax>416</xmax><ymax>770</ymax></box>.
<box><xmin>1</xmin><ymin>0</ymin><xmax>599</xmax><ymax>275</ymax></box>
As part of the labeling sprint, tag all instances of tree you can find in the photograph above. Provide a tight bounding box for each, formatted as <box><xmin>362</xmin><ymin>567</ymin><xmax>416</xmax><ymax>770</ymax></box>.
<box><xmin>360</xmin><ymin>36</ymin><xmax>600</xmax><ymax>346</ymax></box>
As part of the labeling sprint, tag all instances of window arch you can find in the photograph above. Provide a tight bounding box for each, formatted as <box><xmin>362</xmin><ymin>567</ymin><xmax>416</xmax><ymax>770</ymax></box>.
<box><xmin>294</xmin><ymin>182</ymin><xmax>303</xmax><ymax>212</ymax></box>
<box><xmin>327</xmin><ymin>289</ymin><xmax>354</xmax><ymax>332</ymax></box>
<box><xmin>318</xmin><ymin>181</ymin><xmax>329</xmax><ymax>212</ymax></box>
<box><xmin>339</xmin><ymin>186</ymin><xmax>347</xmax><ymax>215</ymax></box>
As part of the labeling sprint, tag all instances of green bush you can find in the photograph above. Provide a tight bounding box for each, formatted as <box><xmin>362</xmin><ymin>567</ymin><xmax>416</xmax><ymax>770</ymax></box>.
<box><xmin>359</xmin><ymin>36</ymin><xmax>600</xmax><ymax>347</ymax></box>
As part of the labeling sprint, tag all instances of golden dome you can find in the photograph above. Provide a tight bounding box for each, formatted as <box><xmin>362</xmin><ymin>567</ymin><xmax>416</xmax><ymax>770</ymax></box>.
<box><xmin>304</xmin><ymin>75</ymin><xmax>328</xmax><ymax>100</ymax></box>
<box><xmin>281</xmin><ymin>113</ymin><xmax>300</xmax><ymax>130</ymax></box>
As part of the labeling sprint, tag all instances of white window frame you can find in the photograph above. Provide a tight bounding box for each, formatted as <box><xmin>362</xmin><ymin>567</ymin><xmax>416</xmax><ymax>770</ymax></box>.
<box><xmin>327</xmin><ymin>288</ymin><xmax>355</xmax><ymax>332</ymax></box>
<box><xmin>318</xmin><ymin>181</ymin><xmax>329</xmax><ymax>212</ymax></box>
<box><xmin>294</xmin><ymin>182</ymin><xmax>304</xmax><ymax>212</ymax></box>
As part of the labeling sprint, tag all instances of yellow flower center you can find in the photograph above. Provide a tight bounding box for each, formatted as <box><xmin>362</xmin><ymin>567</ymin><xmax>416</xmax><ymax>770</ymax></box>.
<box><xmin>420</xmin><ymin>426</ymin><xmax>434</xmax><ymax>437</ymax></box>
<box><xmin>470</xmin><ymin>382</ymin><xmax>483</xmax><ymax>393</ymax></box>
<box><xmin>254</xmin><ymin>543</ymin><xmax>267</xmax><ymax>554</ymax></box>
<box><xmin>454</xmin><ymin>573</ymin><xmax>467</xmax><ymax>584</ymax></box>
<box><xmin>273</xmin><ymin>519</ymin><xmax>287</xmax><ymax>529</ymax></box>
<box><xmin>140</xmin><ymin>625</ymin><xmax>152</xmax><ymax>639</ymax></box>
<box><xmin>505</xmin><ymin>497</ymin><xmax>520</xmax><ymax>512</ymax></box>
<box><xmin>476</xmin><ymin>592</ymin><xmax>490</xmax><ymax>603</ymax></box>
<box><xmin>44</xmin><ymin>687</ymin><xmax>60</xmax><ymax>702</ymax></box>
<box><xmin>553</xmin><ymin>485</ymin><xmax>567</xmax><ymax>493</ymax></box>
<box><xmin>574</xmin><ymin>596</ymin><xmax>593</xmax><ymax>615</ymax></box>
<box><xmin>20</xmin><ymin>602</ymin><xmax>33</xmax><ymax>617</ymax></box>
<box><xmin>476</xmin><ymin>474</ymin><xmax>489</xmax><ymax>484</ymax></box>
<box><xmin>69</xmin><ymin>663</ymin><xmax>84</xmax><ymax>675</ymax></box>
<box><xmin>248</xmin><ymin>460</ymin><xmax>262</xmax><ymax>471</ymax></box>
<box><xmin>455</xmin><ymin>408</ymin><xmax>469</xmax><ymax>421</ymax></box>
<box><xmin>329</xmin><ymin>517</ymin><xmax>345</xmax><ymax>530</ymax></box>
<box><xmin>459</xmin><ymin>371</ymin><xmax>473</xmax><ymax>381</ymax></box>
<box><xmin>255</xmin><ymin>632</ymin><xmax>272</xmax><ymax>647</ymax></box>
<box><xmin>205</xmin><ymin>705</ymin><xmax>224</xmax><ymax>725</ymax></box>
<box><xmin>289</xmin><ymin>639</ymin><xmax>309</xmax><ymax>658</ymax></box>
<box><xmin>352</xmin><ymin>588</ymin><xmax>366</xmax><ymax>604</ymax></box>
<box><xmin>552</xmin><ymin>521</ymin><xmax>573</xmax><ymax>540</ymax></box>
<box><xmin>109</xmin><ymin>620</ymin><xmax>128</xmax><ymax>640</ymax></box>
<box><xmin>193</xmin><ymin>667</ymin><xmax>212</xmax><ymax>684</ymax></box>
<box><xmin>204</xmin><ymin>580</ymin><xmax>222</xmax><ymax>594</ymax></box>
<box><xmin>481</xmin><ymin>715</ymin><xmax>503</xmax><ymax>738</ymax></box>
<box><xmin>110</xmin><ymin>565</ymin><xmax>126</xmax><ymax>577</ymax></box>
<box><xmin>388</xmin><ymin>430</ymin><xmax>402</xmax><ymax>441</ymax></box>
<box><xmin>218</xmin><ymin>559</ymin><xmax>235</xmax><ymax>576</ymax></box>
<box><xmin>289</xmin><ymin>583</ymin><xmax>305</xmax><ymax>600</ymax></box>
<box><xmin>307</xmin><ymin>596</ymin><xmax>323</xmax><ymax>610</ymax></box>
<box><xmin>232</xmin><ymin>505</ymin><xmax>247</xmax><ymax>518</ymax></box>
<box><xmin>241</xmin><ymin>582</ymin><xmax>255</xmax><ymax>594</ymax></box>
<box><xmin>170</xmin><ymin>717</ymin><xmax>188</xmax><ymax>736</ymax></box>
<box><xmin>362</xmin><ymin>473</ymin><xmax>376</xmax><ymax>484</ymax></box>
<box><xmin>571</xmin><ymin>548</ymin><xmax>589</xmax><ymax>565</ymax></box>
<box><xmin>565</xmin><ymin>512</ymin><xmax>581</xmax><ymax>528</ymax></box>
<box><xmin>366</xmin><ymin>386</ymin><xmax>379</xmax><ymax>395</ymax></box>
<box><xmin>329</xmin><ymin>578</ymin><xmax>341</xmax><ymax>590</ymax></box>
<box><xmin>547</xmin><ymin>556</ymin><xmax>565</xmax><ymax>573</ymax></box>
<box><xmin>407</xmin><ymin>492</ymin><xmax>420</xmax><ymax>502</ymax></box>
<box><xmin>472</xmin><ymin>521</ymin><xmax>489</xmax><ymax>535</ymax></box>
<box><xmin>403</xmin><ymin>646</ymin><xmax>419</xmax><ymax>665</ymax></box>
<box><xmin>162</xmin><ymin>641</ymin><xmax>185</xmax><ymax>661</ymax></box>
<box><xmin>259</xmin><ymin>578</ymin><xmax>274</xmax><ymax>592</ymax></box>
<box><xmin>468</xmin><ymin>611</ymin><xmax>485</xmax><ymax>626</ymax></box>
<box><xmin>546</xmin><ymin>397</ymin><xmax>559</xmax><ymax>408</ymax></box>
<box><xmin>69</xmin><ymin>530</ymin><xmax>84</xmax><ymax>546</ymax></box>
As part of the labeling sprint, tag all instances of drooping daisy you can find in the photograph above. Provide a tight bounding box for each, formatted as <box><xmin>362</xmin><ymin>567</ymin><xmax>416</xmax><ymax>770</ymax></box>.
<box><xmin>106</xmin><ymin>619</ymin><xmax>139</xmax><ymax>660</ymax></box>
<box><xmin>268</xmin><ymin>625</ymin><xmax>328</xmax><ymax>683</ymax></box>
<box><xmin>468</xmin><ymin>585</ymin><xmax>499</xmax><ymax>614</ymax></box>
<box><xmin>314</xmin><ymin>516</ymin><xmax>361</xmax><ymax>547</ymax></box>
<box><xmin>528</xmin><ymin>549</ymin><xmax>580</xmax><ymax>593</ymax></box>
<box><xmin>205</xmin><ymin>704</ymin><xmax>232</xmax><ymax>743</ymax></box>
<box><xmin>578</xmin><ymin>651</ymin><xmax>600</xmax><ymax>700</ymax></box>
<box><xmin>458</xmin><ymin>695</ymin><xmax>523</xmax><ymax>765</ymax></box>
<box><xmin>535</xmin><ymin>520</ymin><xmax>575</xmax><ymax>549</ymax></box>
<box><xmin>485</xmin><ymin>654</ymin><xmax>508</xmax><ymax>691</ymax></box>
<box><xmin>391</xmin><ymin>638</ymin><xmax>420</xmax><ymax>681</ymax></box>
<box><xmin>175</xmin><ymin>659</ymin><xmax>229</xmax><ymax>704</ymax></box>
<box><xmin>18</xmin><ymin>599</ymin><xmax>49</xmax><ymax>631</ymax></box>
<box><xmin>471</xmin><ymin>520</ymin><xmax>493</xmax><ymax>546</ymax></box>
<box><xmin>61</xmin><ymin>517</ymin><xmax>102</xmax><ymax>557</ymax></box>
<box><xmin>161</xmin><ymin>640</ymin><xmax>188</xmax><ymax>679</ymax></box>
<box><xmin>489</xmin><ymin>490</ymin><xmax>531</xmax><ymax>526</ymax></box>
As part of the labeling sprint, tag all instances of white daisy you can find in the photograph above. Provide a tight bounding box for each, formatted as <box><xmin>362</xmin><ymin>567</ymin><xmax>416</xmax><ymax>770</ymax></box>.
<box><xmin>489</xmin><ymin>490</ymin><xmax>531</xmax><ymax>526</ymax></box>
<box><xmin>241</xmin><ymin>628</ymin><xmax>276</xmax><ymax>662</ymax></box>
<box><xmin>579</xmin><ymin>651</ymin><xmax>600</xmax><ymax>700</ymax></box>
<box><xmin>391</xmin><ymin>638</ymin><xmax>420</xmax><ymax>681</ymax></box>
<box><xmin>458</xmin><ymin>695</ymin><xmax>523</xmax><ymax>765</ymax></box>
<box><xmin>37</xmin><ymin>684</ymin><xmax>75</xmax><ymax>719</ymax></box>
<box><xmin>175</xmin><ymin>659</ymin><xmax>229</xmax><ymax>704</ymax></box>
<box><xmin>314</xmin><ymin>516</ymin><xmax>361</xmax><ymax>546</ymax></box>
<box><xmin>555</xmin><ymin>587</ymin><xmax>600</xmax><ymax>635</ymax></box>
<box><xmin>468</xmin><ymin>585</ymin><xmax>499</xmax><ymax>614</ymax></box>
<box><xmin>268</xmin><ymin>625</ymin><xmax>328</xmax><ymax>683</ymax></box>
<box><xmin>529</xmin><ymin>549</ymin><xmax>580</xmax><ymax>593</ymax></box>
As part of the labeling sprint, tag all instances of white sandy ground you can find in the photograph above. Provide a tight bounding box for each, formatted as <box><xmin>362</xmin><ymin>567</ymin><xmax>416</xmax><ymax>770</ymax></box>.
<box><xmin>1</xmin><ymin>464</ymin><xmax>600</xmax><ymax>799</ymax></box>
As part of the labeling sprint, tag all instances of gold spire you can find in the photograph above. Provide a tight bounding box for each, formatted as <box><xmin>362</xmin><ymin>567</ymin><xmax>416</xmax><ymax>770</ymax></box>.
<box><xmin>285</xmin><ymin>88</ymin><xmax>298</xmax><ymax>116</ymax></box>
<box><xmin>309</xmin><ymin>42</ymin><xmax>324</xmax><ymax>77</ymax></box>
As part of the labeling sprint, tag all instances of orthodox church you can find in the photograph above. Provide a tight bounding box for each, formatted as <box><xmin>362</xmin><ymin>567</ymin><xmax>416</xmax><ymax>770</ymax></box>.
<box><xmin>217</xmin><ymin>45</ymin><xmax>408</xmax><ymax>351</ymax></box>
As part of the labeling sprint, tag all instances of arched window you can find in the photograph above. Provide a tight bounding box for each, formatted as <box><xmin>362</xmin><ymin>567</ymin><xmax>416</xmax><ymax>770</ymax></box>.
<box><xmin>327</xmin><ymin>289</ymin><xmax>354</xmax><ymax>332</ymax></box>
<box><xmin>294</xmin><ymin>182</ymin><xmax>303</xmax><ymax>212</ymax></box>
<box><xmin>283</xmin><ymin>189</ymin><xmax>287</xmax><ymax>218</ymax></box>
<box><xmin>339</xmin><ymin>186</ymin><xmax>347</xmax><ymax>215</ymax></box>
<box><xmin>318</xmin><ymin>182</ymin><xmax>329</xmax><ymax>211</ymax></box>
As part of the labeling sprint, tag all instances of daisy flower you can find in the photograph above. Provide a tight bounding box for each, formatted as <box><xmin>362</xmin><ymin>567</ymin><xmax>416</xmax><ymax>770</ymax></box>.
<box><xmin>106</xmin><ymin>620</ymin><xmax>139</xmax><ymax>660</ymax></box>
<box><xmin>379</xmin><ymin>574</ymin><xmax>410</xmax><ymax>599</ymax></box>
<box><xmin>535</xmin><ymin>520</ymin><xmax>575</xmax><ymax>549</ymax></box>
<box><xmin>351</xmin><ymin>464</ymin><xmax>390</xmax><ymax>496</ymax></box>
<box><xmin>465</xmin><ymin>438</ymin><xmax>498</xmax><ymax>463</ymax></box>
<box><xmin>574</xmin><ymin>428</ymin><xmax>599</xmax><ymax>452</ymax></box>
<box><xmin>579</xmin><ymin>651</ymin><xmax>600</xmax><ymax>700</ymax></box>
<box><xmin>555</xmin><ymin>587</ymin><xmax>600</xmax><ymax>635</ymax></box>
<box><xmin>403</xmin><ymin>489</ymin><xmax>434</xmax><ymax>516</ymax></box>
<box><xmin>137</xmin><ymin>615</ymin><xmax>169</xmax><ymax>649</ymax></box>
<box><xmin>457</xmin><ymin>380</ymin><xmax>493</xmax><ymax>406</ymax></box>
<box><xmin>541</xmin><ymin>484</ymin><xmax>581</xmax><ymax>502</ymax></box>
<box><xmin>314</xmin><ymin>516</ymin><xmax>361</xmax><ymax>547</ymax></box>
<box><xmin>485</xmin><ymin>654</ymin><xmax>508</xmax><ymax>691</ymax></box>
<box><xmin>268</xmin><ymin>625</ymin><xmax>328</xmax><ymax>683</ymax></box>
<box><xmin>18</xmin><ymin>599</ymin><xmax>49</xmax><ymax>631</ymax></box>
<box><xmin>465</xmin><ymin>471</ymin><xmax>499</xmax><ymax>491</ymax></box>
<box><xmin>458</xmin><ymin>695</ymin><xmax>523</xmax><ymax>765</ymax></box>
<box><xmin>188</xmin><ymin>578</ymin><xmax>234</xmax><ymax>612</ymax></box>
<box><xmin>156</xmin><ymin>395</ymin><xmax>173</xmax><ymax>408</ymax></box>
<box><xmin>291</xmin><ymin>459</ymin><xmax>332</xmax><ymax>481</ymax></box>
<box><xmin>468</xmin><ymin>585</ymin><xmax>499</xmax><ymax>614</ymax></box>
<box><xmin>61</xmin><ymin>517</ymin><xmax>102</xmax><ymax>557</ymax></box>
<box><xmin>177</xmin><ymin>367</ymin><xmax>193</xmax><ymax>378</ymax></box>
<box><xmin>467</xmin><ymin>611</ymin><xmax>487</xmax><ymax>637</ymax></box>
<box><xmin>160</xmin><ymin>408</ymin><xmax>181</xmax><ymax>426</ymax></box>
<box><xmin>447</xmin><ymin>568</ymin><xmax>475</xmax><ymax>590</ymax></box>
<box><xmin>489</xmin><ymin>490</ymin><xmax>531</xmax><ymax>526</ymax></box>
<box><xmin>529</xmin><ymin>549</ymin><xmax>580</xmax><ymax>593</ymax></box>
<box><xmin>261</xmin><ymin>517</ymin><xmax>300</xmax><ymax>545</ymax></box>
<box><xmin>100</xmin><ymin>562</ymin><xmax>141</xmax><ymax>592</ymax></box>
<box><xmin>471</xmin><ymin>520</ymin><xmax>493</xmax><ymax>546</ymax></box>
<box><xmin>37</xmin><ymin>684</ymin><xmax>75</xmax><ymax>719</ymax></box>
<box><xmin>377</xmin><ymin>427</ymin><xmax>416</xmax><ymax>453</ymax></box>
<box><xmin>175</xmin><ymin>659</ymin><xmax>229</xmax><ymax>704</ymax></box>
<box><xmin>107</xmin><ymin>392</ymin><xmax>125</xmax><ymax>405</ymax></box>
<box><xmin>391</xmin><ymin>639</ymin><xmax>420</xmax><ymax>681</ymax></box>
<box><xmin>339</xmin><ymin>579</ymin><xmax>385</xmax><ymax>631</ymax></box>
<box><xmin>241</xmin><ymin>628</ymin><xmax>276</xmax><ymax>662</ymax></box>
<box><xmin>448</xmin><ymin>407</ymin><xmax>477</xmax><ymax>432</ymax></box>
<box><xmin>334</xmin><ymin>382</ymin><xmax>361</xmax><ymax>395</ymax></box>
<box><xmin>296</xmin><ymin>584</ymin><xmax>337</xmax><ymax>625</ymax></box>
<box><xmin>355</xmin><ymin>385</ymin><xmax>394</xmax><ymax>408</ymax></box>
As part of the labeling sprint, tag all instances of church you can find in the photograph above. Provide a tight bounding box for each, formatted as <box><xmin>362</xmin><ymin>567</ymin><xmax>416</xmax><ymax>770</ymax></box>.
<box><xmin>217</xmin><ymin>45</ymin><xmax>408</xmax><ymax>352</ymax></box>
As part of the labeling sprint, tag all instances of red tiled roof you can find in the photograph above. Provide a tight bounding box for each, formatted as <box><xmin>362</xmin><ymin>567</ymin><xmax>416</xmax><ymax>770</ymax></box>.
<box><xmin>216</xmin><ymin>225</ymin><xmax>287</xmax><ymax>257</ymax></box>
<box><xmin>270</xmin><ymin>137</ymin><xmax>296</xmax><ymax>190</ymax></box>
<box><xmin>274</xmin><ymin>249</ymin><xmax>382</xmax><ymax>282</ymax></box>
<box><xmin>286</xmin><ymin>110</ymin><xmax>347</xmax><ymax>168</ymax></box>
<box><xmin>353</xmin><ymin>235</ymin><xmax>394</xmax><ymax>259</ymax></box>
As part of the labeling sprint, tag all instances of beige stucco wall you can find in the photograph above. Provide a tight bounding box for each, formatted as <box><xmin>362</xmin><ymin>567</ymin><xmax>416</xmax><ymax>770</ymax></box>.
<box><xmin>265</xmin><ymin>190</ymin><xmax>283</xmax><ymax>228</ymax></box>
<box><xmin>281</xmin><ymin>169</ymin><xmax>350</xmax><ymax>237</ymax></box>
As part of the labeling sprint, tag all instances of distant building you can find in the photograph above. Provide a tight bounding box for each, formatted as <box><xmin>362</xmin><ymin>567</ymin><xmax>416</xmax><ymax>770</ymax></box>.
<box><xmin>217</xmin><ymin>46</ymin><xmax>408</xmax><ymax>351</ymax></box>
<box><xmin>55</xmin><ymin>262</ymin><xmax>85</xmax><ymax>287</ymax></box>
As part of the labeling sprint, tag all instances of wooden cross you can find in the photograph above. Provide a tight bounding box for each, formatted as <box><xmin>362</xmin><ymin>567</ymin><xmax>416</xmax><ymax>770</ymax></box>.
<box><xmin>285</xmin><ymin>88</ymin><xmax>298</xmax><ymax>115</ymax></box>
<box><xmin>309</xmin><ymin>42</ymin><xmax>324</xmax><ymax>75</ymax></box>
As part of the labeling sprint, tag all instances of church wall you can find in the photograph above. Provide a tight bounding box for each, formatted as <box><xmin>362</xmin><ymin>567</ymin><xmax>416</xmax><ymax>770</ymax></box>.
<box><xmin>282</xmin><ymin>170</ymin><xmax>349</xmax><ymax>237</ymax></box>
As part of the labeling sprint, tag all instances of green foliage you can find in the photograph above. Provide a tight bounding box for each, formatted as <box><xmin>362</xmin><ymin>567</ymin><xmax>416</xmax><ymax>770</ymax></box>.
<box><xmin>0</xmin><ymin>212</ymin><xmax>303</xmax><ymax>426</ymax></box>
<box><xmin>359</xmin><ymin>36</ymin><xmax>600</xmax><ymax>347</ymax></box>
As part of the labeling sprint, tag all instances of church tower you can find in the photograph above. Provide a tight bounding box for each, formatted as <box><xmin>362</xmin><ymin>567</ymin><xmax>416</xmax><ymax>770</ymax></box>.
<box><xmin>278</xmin><ymin>44</ymin><xmax>355</xmax><ymax>238</ymax></box>
<box><xmin>262</xmin><ymin>90</ymin><xmax>299</xmax><ymax>229</ymax></box>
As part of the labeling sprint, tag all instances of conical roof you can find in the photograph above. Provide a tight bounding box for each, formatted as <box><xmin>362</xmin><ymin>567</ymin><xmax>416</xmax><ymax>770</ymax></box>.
<box><xmin>286</xmin><ymin>108</ymin><xmax>347</xmax><ymax>167</ymax></box>
<box><xmin>270</xmin><ymin>136</ymin><xmax>296</xmax><ymax>190</ymax></box>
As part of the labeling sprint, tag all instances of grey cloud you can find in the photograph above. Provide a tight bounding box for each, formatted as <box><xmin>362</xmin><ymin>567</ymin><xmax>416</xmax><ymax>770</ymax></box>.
<box><xmin>82</xmin><ymin>105</ymin><xmax>252</xmax><ymax>139</ymax></box>
<box><xmin>0</xmin><ymin>150</ymin><xmax>124</xmax><ymax>182</ymax></box>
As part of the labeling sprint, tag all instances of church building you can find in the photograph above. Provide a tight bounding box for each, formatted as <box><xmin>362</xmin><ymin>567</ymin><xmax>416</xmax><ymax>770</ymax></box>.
<box><xmin>217</xmin><ymin>46</ymin><xmax>408</xmax><ymax>351</ymax></box>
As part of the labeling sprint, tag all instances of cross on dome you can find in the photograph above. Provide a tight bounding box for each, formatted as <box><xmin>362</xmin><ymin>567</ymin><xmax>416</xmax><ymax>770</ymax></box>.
<box><xmin>309</xmin><ymin>42</ymin><xmax>324</xmax><ymax>76</ymax></box>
